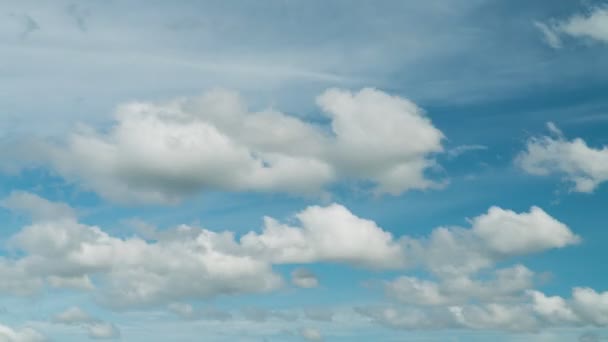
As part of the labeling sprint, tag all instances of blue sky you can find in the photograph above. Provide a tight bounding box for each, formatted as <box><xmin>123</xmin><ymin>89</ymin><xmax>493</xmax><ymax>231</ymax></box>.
<box><xmin>1</xmin><ymin>0</ymin><xmax>608</xmax><ymax>341</ymax></box>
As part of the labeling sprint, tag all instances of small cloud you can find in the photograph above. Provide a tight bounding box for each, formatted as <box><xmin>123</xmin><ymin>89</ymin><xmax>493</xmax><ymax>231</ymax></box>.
<box><xmin>447</xmin><ymin>144</ymin><xmax>488</xmax><ymax>159</ymax></box>
<box><xmin>291</xmin><ymin>268</ymin><xmax>319</xmax><ymax>288</ymax></box>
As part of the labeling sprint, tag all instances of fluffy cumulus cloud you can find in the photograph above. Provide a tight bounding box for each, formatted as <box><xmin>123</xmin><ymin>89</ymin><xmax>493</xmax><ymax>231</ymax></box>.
<box><xmin>241</xmin><ymin>204</ymin><xmax>405</xmax><ymax>269</ymax></box>
<box><xmin>516</xmin><ymin>123</ymin><xmax>608</xmax><ymax>193</ymax></box>
<box><xmin>0</xmin><ymin>191</ymin><xmax>582</xmax><ymax>314</ymax></box>
<box><xmin>536</xmin><ymin>6</ymin><xmax>608</xmax><ymax>47</ymax></box>
<box><xmin>363</xmin><ymin>203</ymin><xmax>584</xmax><ymax>333</ymax></box>
<box><xmin>0</xmin><ymin>323</ymin><xmax>45</xmax><ymax>342</ymax></box>
<box><xmin>405</xmin><ymin>206</ymin><xmax>579</xmax><ymax>277</ymax></box>
<box><xmin>0</xmin><ymin>191</ymin><xmax>597</xmax><ymax>336</ymax></box>
<box><xmin>17</xmin><ymin>88</ymin><xmax>443</xmax><ymax>204</ymax></box>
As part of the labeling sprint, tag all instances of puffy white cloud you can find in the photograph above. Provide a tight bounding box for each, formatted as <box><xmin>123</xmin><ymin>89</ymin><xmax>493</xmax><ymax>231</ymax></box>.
<box><xmin>470</xmin><ymin>206</ymin><xmax>580</xmax><ymax>255</ymax></box>
<box><xmin>528</xmin><ymin>290</ymin><xmax>579</xmax><ymax>324</ymax></box>
<box><xmin>535</xmin><ymin>7</ymin><xmax>608</xmax><ymax>47</ymax></box>
<box><xmin>291</xmin><ymin>268</ymin><xmax>319</xmax><ymax>289</ymax></box>
<box><xmin>316</xmin><ymin>88</ymin><xmax>444</xmax><ymax>194</ymax></box>
<box><xmin>20</xmin><ymin>88</ymin><xmax>443</xmax><ymax>204</ymax></box>
<box><xmin>241</xmin><ymin>204</ymin><xmax>405</xmax><ymax>269</ymax></box>
<box><xmin>406</xmin><ymin>206</ymin><xmax>579</xmax><ymax>276</ymax></box>
<box><xmin>572</xmin><ymin>287</ymin><xmax>608</xmax><ymax>326</ymax></box>
<box><xmin>517</xmin><ymin>123</ymin><xmax>608</xmax><ymax>193</ymax></box>
<box><xmin>0</xmin><ymin>191</ymin><xmax>582</xmax><ymax>313</ymax></box>
<box><xmin>299</xmin><ymin>327</ymin><xmax>323</xmax><ymax>341</ymax></box>
<box><xmin>516</xmin><ymin>123</ymin><xmax>608</xmax><ymax>193</ymax></box>
<box><xmin>1</xmin><ymin>194</ymin><xmax>282</xmax><ymax>308</ymax></box>
<box><xmin>0</xmin><ymin>323</ymin><xmax>45</xmax><ymax>342</ymax></box>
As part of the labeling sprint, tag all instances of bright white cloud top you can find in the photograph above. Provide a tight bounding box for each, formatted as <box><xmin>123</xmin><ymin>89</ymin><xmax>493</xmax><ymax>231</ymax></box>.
<box><xmin>20</xmin><ymin>88</ymin><xmax>444</xmax><ymax>204</ymax></box>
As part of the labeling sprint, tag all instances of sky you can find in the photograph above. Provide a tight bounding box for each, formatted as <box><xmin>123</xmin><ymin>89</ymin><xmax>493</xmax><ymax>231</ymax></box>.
<box><xmin>1</xmin><ymin>0</ymin><xmax>608</xmax><ymax>341</ymax></box>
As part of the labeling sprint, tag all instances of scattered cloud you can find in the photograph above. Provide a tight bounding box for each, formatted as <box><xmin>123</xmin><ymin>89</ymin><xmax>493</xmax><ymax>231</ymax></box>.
<box><xmin>0</xmin><ymin>192</ymin><xmax>580</xmax><ymax>316</ymax></box>
<box><xmin>516</xmin><ymin>123</ymin><xmax>608</xmax><ymax>193</ymax></box>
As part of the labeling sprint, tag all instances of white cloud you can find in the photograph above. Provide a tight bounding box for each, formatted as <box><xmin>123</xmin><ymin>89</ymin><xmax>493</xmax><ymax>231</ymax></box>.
<box><xmin>291</xmin><ymin>268</ymin><xmax>319</xmax><ymax>288</ymax></box>
<box><xmin>0</xmin><ymin>323</ymin><xmax>46</xmax><ymax>342</ymax></box>
<box><xmin>470</xmin><ymin>206</ymin><xmax>580</xmax><ymax>255</ymax></box>
<box><xmin>528</xmin><ymin>290</ymin><xmax>579</xmax><ymax>324</ymax></box>
<box><xmin>560</xmin><ymin>7</ymin><xmax>608</xmax><ymax>43</ymax></box>
<box><xmin>572</xmin><ymin>287</ymin><xmax>608</xmax><ymax>326</ymax></box>
<box><xmin>407</xmin><ymin>206</ymin><xmax>579</xmax><ymax>276</ymax></box>
<box><xmin>516</xmin><ymin>123</ymin><xmax>608</xmax><ymax>193</ymax></box>
<box><xmin>536</xmin><ymin>6</ymin><xmax>608</xmax><ymax>47</ymax></box>
<box><xmin>241</xmin><ymin>204</ymin><xmax>405</xmax><ymax>269</ymax></box>
<box><xmin>1</xmin><ymin>191</ymin><xmax>76</xmax><ymax>222</ymax></box>
<box><xmin>0</xmin><ymin>192</ymin><xmax>582</xmax><ymax>313</ymax></box>
<box><xmin>386</xmin><ymin>265</ymin><xmax>534</xmax><ymax>306</ymax></box>
<box><xmin>299</xmin><ymin>327</ymin><xmax>323</xmax><ymax>341</ymax></box>
<box><xmin>19</xmin><ymin>88</ymin><xmax>443</xmax><ymax>204</ymax></box>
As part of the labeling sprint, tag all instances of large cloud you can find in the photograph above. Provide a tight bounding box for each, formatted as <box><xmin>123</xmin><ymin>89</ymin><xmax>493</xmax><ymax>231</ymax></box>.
<box><xmin>22</xmin><ymin>88</ymin><xmax>443</xmax><ymax>204</ymax></box>
<box><xmin>516</xmin><ymin>123</ymin><xmax>608</xmax><ymax>193</ymax></box>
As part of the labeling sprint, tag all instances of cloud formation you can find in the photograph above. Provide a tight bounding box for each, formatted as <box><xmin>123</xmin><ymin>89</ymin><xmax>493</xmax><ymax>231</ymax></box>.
<box><xmin>0</xmin><ymin>323</ymin><xmax>45</xmax><ymax>342</ymax></box>
<box><xmin>536</xmin><ymin>6</ymin><xmax>608</xmax><ymax>47</ymax></box>
<box><xmin>0</xmin><ymin>191</ymin><xmax>580</xmax><ymax>316</ymax></box>
<box><xmin>20</xmin><ymin>88</ymin><xmax>443</xmax><ymax>204</ymax></box>
<box><xmin>517</xmin><ymin>123</ymin><xmax>608</xmax><ymax>193</ymax></box>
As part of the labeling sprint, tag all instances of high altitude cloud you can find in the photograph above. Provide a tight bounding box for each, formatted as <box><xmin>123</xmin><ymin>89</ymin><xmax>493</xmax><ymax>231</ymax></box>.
<box><xmin>0</xmin><ymin>191</ymin><xmax>580</xmax><ymax>315</ymax></box>
<box><xmin>516</xmin><ymin>123</ymin><xmax>608</xmax><ymax>193</ymax></box>
<box><xmin>20</xmin><ymin>88</ymin><xmax>444</xmax><ymax>204</ymax></box>
<box><xmin>536</xmin><ymin>6</ymin><xmax>608</xmax><ymax>47</ymax></box>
